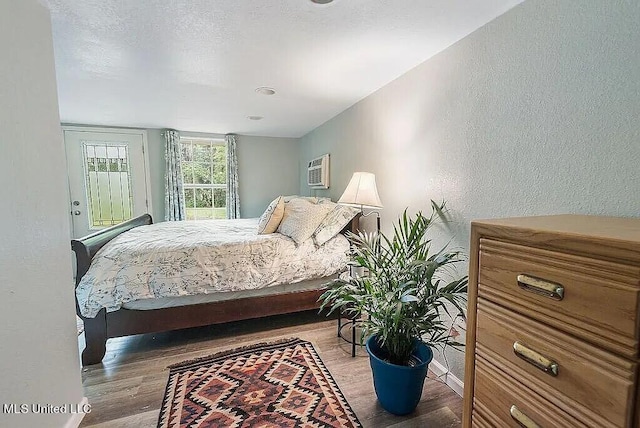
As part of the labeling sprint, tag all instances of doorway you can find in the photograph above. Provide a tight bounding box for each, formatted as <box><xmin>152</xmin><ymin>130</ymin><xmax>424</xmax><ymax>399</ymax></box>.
<box><xmin>64</xmin><ymin>127</ymin><xmax>152</xmax><ymax>238</ymax></box>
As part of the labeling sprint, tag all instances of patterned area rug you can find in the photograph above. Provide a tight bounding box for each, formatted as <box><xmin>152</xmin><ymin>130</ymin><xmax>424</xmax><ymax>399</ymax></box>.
<box><xmin>158</xmin><ymin>338</ymin><xmax>361</xmax><ymax>428</ymax></box>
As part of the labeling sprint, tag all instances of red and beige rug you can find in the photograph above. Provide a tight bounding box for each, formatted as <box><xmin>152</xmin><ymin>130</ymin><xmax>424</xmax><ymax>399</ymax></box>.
<box><xmin>158</xmin><ymin>338</ymin><xmax>361</xmax><ymax>428</ymax></box>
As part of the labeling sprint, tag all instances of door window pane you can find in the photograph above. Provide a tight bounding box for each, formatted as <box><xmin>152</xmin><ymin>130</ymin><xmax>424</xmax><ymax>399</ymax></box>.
<box><xmin>83</xmin><ymin>142</ymin><xmax>133</xmax><ymax>228</ymax></box>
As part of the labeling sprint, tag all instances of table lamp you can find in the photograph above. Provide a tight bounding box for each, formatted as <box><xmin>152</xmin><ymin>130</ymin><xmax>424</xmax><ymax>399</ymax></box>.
<box><xmin>338</xmin><ymin>172</ymin><xmax>383</xmax><ymax>231</ymax></box>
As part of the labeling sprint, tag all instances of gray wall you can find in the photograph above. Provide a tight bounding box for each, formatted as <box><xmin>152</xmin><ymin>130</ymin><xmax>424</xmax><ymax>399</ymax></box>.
<box><xmin>236</xmin><ymin>135</ymin><xmax>300</xmax><ymax>217</ymax></box>
<box><xmin>299</xmin><ymin>0</ymin><xmax>640</xmax><ymax>380</ymax></box>
<box><xmin>67</xmin><ymin>128</ymin><xmax>300</xmax><ymax>221</ymax></box>
<box><xmin>0</xmin><ymin>1</ymin><xmax>84</xmax><ymax>426</ymax></box>
<box><xmin>148</xmin><ymin>131</ymin><xmax>300</xmax><ymax>219</ymax></box>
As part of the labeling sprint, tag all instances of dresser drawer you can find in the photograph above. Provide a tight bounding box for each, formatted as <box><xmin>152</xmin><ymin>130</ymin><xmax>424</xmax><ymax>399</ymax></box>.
<box><xmin>473</xmin><ymin>356</ymin><xmax>586</xmax><ymax>428</ymax></box>
<box><xmin>478</xmin><ymin>238</ymin><xmax>640</xmax><ymax>357</ymax></box>
<box><xmin>476</xmin><ymin>298</ymin><xmax>635</xmax><ymax>427</ymax></box>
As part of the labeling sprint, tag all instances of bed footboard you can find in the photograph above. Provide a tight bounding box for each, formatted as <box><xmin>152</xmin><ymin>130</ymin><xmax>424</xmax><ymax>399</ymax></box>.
<box><xmin>71</xmin><ymin>214</ymin><xmax>153</xmax><ymax>285</ymax></box>
<box><xmin>72</xmin><ymin>214</ymin><xmax>153</xmax><ymax>366</ymax></box>
<box><xmin>82</xmin><ymin>309</ymin><xmax>108</xmax><ymax>365</ymax></box>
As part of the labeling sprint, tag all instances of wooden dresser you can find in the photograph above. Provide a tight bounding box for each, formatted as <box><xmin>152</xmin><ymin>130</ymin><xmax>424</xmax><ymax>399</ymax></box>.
<box><xmin>463</xmin><ymin>215</ymin><xmax>640</xmax><ymax>428</ymax></box>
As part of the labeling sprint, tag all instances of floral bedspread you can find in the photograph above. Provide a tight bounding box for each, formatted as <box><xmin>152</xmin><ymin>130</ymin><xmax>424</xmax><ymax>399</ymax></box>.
<box><xmin>76</xmin><ymin>218</ymin><xmax>349</xmax><ymax>318</ymax></box>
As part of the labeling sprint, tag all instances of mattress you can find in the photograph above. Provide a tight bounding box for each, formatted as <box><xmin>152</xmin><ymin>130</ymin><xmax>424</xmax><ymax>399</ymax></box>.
<box><xmin>76</xmin><ymin>218</ymin><xmax>349</xmax><ymax>318</ymax></box>
<box><xmin>122</xmin><ymin>277</ymin><xmax>329</xmax><ymax>310</ymax></box>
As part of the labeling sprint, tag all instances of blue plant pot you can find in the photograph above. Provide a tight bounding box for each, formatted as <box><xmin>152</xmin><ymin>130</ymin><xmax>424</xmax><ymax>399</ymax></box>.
<box><xmin>365</xmin><ymin>335</ymin><xmax>433</xmax><ymax>416</ymax></box>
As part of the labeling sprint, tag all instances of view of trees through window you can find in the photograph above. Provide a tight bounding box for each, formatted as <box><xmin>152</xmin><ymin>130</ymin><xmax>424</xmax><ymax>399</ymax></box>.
<box><xmin>180</xmin><ymin>138</ymin><xmax>227</xmax><ymax>220</ymax></box>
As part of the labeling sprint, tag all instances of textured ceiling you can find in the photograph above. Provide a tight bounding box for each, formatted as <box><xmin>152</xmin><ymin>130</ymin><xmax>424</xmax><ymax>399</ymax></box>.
<box><xmin>46</xmin><ymin>0</ymin><xmax>523</xmax><ymax>137</ymax></box>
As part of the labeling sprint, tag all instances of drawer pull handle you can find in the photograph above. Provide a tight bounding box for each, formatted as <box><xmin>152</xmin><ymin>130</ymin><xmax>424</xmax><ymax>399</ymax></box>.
<box><xmin>510</xmin><ymin>405</ymin><xmax>540</xmax><ymax>428</ymax></box>
<box><xmin>517</xmin><ymin>274</ymin><xmax>564</xmax><ymax>300</ymax></box>
<box><xmin>513</xmin><ymin>341</ymin><xmax>559</xmax><ymax>376</ymax></box>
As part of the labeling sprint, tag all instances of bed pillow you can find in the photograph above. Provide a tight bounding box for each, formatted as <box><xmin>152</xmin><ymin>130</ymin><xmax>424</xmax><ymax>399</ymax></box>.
<box><xmin>257</xmin><ymin>196</ymin><xmax>285</xmax><ymax>234</ymax></box>
<box><xmin>283</xmin><ymin>195</ymin><xmax>316</xmax><ymax>203</ymax></box>
<box><xmin>282</xmin><ymin>195</ymin><xmax>332</xmax><ymax>204</ymax></box>
<box><xmin>313</xmin><ymin>205</ymin><xmax>360</xmax><ymax>246</ymax></box>
<box><xmin>277</xmin><ymin>198</ymin><xmax>333</xmax><ymax>245</ymax></box>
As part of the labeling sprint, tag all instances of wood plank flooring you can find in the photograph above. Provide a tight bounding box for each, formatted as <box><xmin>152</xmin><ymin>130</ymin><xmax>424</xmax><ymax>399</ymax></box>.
<box><xmin>78</xmin><ymin>311</ymin><xmax>462</xmax><ymax>427</ymax></box>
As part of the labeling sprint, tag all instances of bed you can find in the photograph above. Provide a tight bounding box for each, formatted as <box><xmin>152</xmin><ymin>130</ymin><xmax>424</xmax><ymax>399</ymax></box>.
<box><xmin>72</xmin><ymin>197</ymin><xmax>360</xmax><ymax>366</ymax></box>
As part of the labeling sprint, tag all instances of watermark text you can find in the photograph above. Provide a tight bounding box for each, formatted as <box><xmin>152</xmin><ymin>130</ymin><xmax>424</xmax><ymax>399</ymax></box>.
<box><xmin>2</xmin><ymin>403</ymin><xmax>91</xmax><ymax>414</ymax></box>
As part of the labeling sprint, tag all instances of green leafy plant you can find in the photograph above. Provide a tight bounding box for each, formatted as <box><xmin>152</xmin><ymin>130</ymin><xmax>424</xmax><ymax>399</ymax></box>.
<box><xmin>320</xmin><ymin>201</ymin><xmax>468</xmax><ymax>366</ymax></box>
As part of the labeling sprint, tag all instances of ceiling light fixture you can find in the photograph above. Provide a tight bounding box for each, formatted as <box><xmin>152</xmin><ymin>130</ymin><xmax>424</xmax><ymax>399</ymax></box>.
<box><xmin>255</xmin><ymin>87</ymin><xmax>276</xmax><ymax>96</ymax></box>
<box><xmin>247</xmin><ymin>116</ymin><xmax>263</xmax><ymax>121</ymax></box>
<box><xmin>310</xmin><ymin>0</ymin><xmax>334</xmax><ymax>4</ymax></box>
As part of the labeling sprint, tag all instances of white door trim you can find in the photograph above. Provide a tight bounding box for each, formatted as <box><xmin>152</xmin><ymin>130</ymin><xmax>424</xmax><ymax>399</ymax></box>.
<box><xmin>62</xmin><ymin>125</ymin><xmax>154</xmax><ymax>224</ymax></box>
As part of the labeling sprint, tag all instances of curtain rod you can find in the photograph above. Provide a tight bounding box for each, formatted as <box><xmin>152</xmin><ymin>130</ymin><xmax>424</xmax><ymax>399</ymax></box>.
<box><xmin>160</xmin><ymin>132</ymin><xmax>235</xmax><ymax>138</ymax></box>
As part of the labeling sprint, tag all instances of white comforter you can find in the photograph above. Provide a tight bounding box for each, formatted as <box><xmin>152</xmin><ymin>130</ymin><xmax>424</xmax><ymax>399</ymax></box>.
<box><xmin>76</xmin><ymin>218</ymin><xmax>349</xmax><ymax>318</ymax></box>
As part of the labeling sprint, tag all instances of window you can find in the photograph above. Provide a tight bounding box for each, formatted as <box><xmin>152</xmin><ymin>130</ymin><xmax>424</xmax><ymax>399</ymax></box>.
<box><xmin>180</xmin><ymin>137</ymin><xmax>227</xmax><ymax>220</ymax></box>
<box><xmin>83</xmin><ymin>142</ymin><xmax>133</xmax><ymax>227</ymax></box>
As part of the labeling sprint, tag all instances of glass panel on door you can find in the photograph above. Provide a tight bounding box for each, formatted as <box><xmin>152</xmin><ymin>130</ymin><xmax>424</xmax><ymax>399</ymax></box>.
<box><xmin>82</xmin><ymin>142</ymin><xmax>134</xmax><ymax>228</ymax></box>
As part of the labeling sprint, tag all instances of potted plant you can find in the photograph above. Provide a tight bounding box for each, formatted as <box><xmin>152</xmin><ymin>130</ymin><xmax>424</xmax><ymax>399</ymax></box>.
<box><xmin>320</xmin><ymin>201</ymin><xmax>468</xmax><ymax>415</ymax></box>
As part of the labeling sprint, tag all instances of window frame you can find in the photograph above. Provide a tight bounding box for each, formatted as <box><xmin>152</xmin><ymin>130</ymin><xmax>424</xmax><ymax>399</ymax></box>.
<box><xmin>180</xmin><ymin>136</ymin><xmax>227</xmax><ymax>220</ymax></box>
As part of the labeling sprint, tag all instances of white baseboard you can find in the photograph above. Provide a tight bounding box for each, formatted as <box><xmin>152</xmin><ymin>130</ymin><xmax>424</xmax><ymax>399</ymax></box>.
<box><xmin>63</xmin><ymin>397</ymin><xmax>89</xmax><ymax>428</ymax></box>
<box><xmin>430</xmin><ymin>358</ymin><xmax>464</xmax><ymax>397</ymax></box>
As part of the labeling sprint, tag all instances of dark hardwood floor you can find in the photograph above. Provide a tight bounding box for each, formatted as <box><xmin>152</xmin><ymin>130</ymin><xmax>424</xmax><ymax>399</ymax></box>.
<box><xmin>78</xmin><ymin>311</ymin><xmax>462</xmax><ymax>427</ymax></box>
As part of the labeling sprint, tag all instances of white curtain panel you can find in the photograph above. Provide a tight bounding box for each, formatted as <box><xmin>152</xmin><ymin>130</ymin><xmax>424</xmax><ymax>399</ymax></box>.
<box><xmin>225</xmin><ymin>134</ymin><xmax>240</xmax><ymax>219</ymax></box>
<box><xmin>164</xmin><ymin>129</ymin><xmax>186</xmax><ymax>221</ymax></box>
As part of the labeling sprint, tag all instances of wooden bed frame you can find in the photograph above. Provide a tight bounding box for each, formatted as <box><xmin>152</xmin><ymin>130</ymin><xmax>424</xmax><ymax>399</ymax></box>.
<box><xmin>72</xmin><ymin>213</ymin><xmax>360</xmax><ymax>366</ymax></box>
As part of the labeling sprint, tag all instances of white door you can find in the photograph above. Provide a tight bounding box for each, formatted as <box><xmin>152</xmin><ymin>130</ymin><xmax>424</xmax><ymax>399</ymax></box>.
<box><xmin>64</xmin><ymin>128</ymin><xmax>152</xmax><ymax>238</ymax></box>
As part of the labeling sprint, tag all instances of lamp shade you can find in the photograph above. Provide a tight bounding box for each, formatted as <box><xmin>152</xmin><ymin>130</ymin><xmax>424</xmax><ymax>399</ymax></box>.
<box><xmin>338</xmin><ymin>172</ymin><xmax>383</xmax><ymax>209</ymax></box>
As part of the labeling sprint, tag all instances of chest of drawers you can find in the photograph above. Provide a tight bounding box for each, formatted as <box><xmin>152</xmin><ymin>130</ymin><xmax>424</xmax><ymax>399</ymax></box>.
<box><xmin>463</xmin><ymin>215</ymin><xmax>640</xmax><ymax>428</ymax></box>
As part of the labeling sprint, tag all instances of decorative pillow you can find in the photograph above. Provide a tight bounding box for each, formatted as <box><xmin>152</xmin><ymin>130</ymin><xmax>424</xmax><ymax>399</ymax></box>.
<box><xmin>277</xmin><ymin>198</ymin><xmax>334</xmax><ymax>245</ymax></box>
<box><xmin>257</xmin><ymin>196</ymin><xmax>285</xmax><ymax>234</ymax></box>
<box><xmin>313</xmin><ymin>205</ymin><xmax>360</xmax><ymax>246</ymax></box>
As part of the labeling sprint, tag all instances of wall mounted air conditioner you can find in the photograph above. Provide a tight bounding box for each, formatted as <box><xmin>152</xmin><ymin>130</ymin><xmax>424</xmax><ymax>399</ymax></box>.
<box><xmin>307</xmin><ymin>154</ymin><xmax>330</xmax><ymax>189</ymax></box>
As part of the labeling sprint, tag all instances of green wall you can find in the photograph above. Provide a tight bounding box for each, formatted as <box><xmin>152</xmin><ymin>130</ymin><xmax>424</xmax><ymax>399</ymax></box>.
<box><xmin>299</xmin><ymin>0</ymin><xmax>640</xmax><ymax>380</ymax></box>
